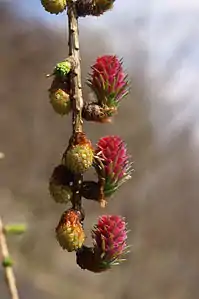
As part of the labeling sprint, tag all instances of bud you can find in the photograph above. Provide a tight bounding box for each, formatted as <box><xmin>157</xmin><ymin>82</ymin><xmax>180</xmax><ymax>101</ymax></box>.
<box><xmin>56</xmin><ymin>209</ymin><xmax>85</xmax><ymax>252</ymax></box>
<box><xmin>93</xmin><ymin>0</ymin><xmax>115</xmax><ymax>16</ymax></box>
<box><xmin>64</xmin><ymin>145</ymin><xmax>94</xmax><ymax>174</ymax></box>
<box><xmin>49</xmin><ymin>88</ymin><xmax>71</xmax><ymax>115</ymax></box>
<box><xmin>2</xmin><ymin>256</ymin><xmax>13</xmax><ymax>268</ymax></box>
<box><xmin>76</xmin><ymin>0</ymin><xmax>115</xmax><ymax>17</ymax></box>
<box><xmin>49</xmin><ymin>76</ymin><xmax>70</xmax><ymax>92</ymax></box>
<box><xmin>82</xmin><ymin>103</ymin><xmax>113</xmax><ymax>123</ymax></box>
<box><xmin>87</xmin><ymin>55</ymin><xmax>129</xmax><ymax>114</ymax></box>
<box><xmin>80</xmin><ymin>180</ymin><xmax>107</xmax><ymax>208</ymax></box>
<box><xmin>52</xmin><ymin>61</ymin><xmax>71</xmax><ymax>77</ymax></box>
<box><xmin>76</xmin><ymin>246</ymin><xmax>107</xmax><ymax>273</ymax></box>
<box><xmin>4</xmin><ymin>224</ymin><xmax>27</xmax><ymax>235</ymax></box>
<box><xmin>47</xmin><ymin>58</ymin><xmax>76</xmax><ymax>79</ymax></box>
<box><xmin>63</xmin><ymin>133</ymin><xmax>94</xmax><ymax>174</ymax></box>
<box><xmin>95</xmin><ymin>136</ymin><xmax>133</xmax><ymax>197</ymax></box>
<box><xmin>80</xmin><ymin>181</ymin><xmax>100</xmax><ymax>201</ymax></box>
<box><xmin>41</xmin><ymin>0</ymin><xmax>67</xmax><ymax>14</ymax></box>
<box><xmin>49</xmin><ymin>165</ymin><xmax>74</xmax><ymax>204</ymax></box>
<box><xmin>48</xmin><ymin>75</ymin><xmax>72</xmax><ymax>116</ymax></box>
<box><xmin>76</xmin><ymin>215</ymin><xmax>129</xmax><ymax>272</ymax></box>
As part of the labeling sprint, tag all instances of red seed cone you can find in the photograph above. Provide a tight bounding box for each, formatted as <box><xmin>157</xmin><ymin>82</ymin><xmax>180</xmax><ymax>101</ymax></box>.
<box><xmin>87</xmin><ymin>55</ymin><xmax>129</xmax><ymax>115</ymax></box>
<box><xmin>76</xmin><ymin>215</ymin><xmax>129</xmax><ymax>272</ymax></box>
<box><xmin>56</xmin><ymin>209</ymin><xmax>85</xmax><ymax>252</ymax></box>
<box><xmin>95</xmin><ymin>136</ymin><xmax>133</xmax><ymax>197</ymax></box>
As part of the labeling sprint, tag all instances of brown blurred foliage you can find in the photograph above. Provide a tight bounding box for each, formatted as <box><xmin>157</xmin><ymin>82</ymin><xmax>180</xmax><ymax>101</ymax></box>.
<box><xmin>1</xmin><ymin>2</ymin><xmax>199</xmax><ymax>299</ymax></box>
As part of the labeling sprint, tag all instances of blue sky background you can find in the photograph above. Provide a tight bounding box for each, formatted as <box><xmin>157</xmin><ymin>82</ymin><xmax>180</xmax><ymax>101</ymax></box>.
<box><xmin>13</xmin><ymin>0</ymin><xmax>199</xmax><ymax>68</ymax></box>
<box><xmin>4</xmin><ymin>0</ymin><xmax>199</xmax><ymax>146</ymax></box>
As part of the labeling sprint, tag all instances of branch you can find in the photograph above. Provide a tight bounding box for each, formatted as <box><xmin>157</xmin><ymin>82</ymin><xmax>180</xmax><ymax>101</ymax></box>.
<box><xmin>0</xmin><ymin>217</ymin><xmax>20</xmax><ymax>299</ymax></box>
<box><xmin>67</xmin><ymin>1</ymin><xmax>84</xmax><ymax>212</ymax></box>
<box><xmin>67</xmin><ymin>1</ymin><xmax>84</xmax><ymax>134</ymax></box>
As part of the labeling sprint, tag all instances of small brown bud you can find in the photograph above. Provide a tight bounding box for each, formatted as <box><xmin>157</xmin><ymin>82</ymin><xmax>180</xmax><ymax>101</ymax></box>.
<box><xmin>82</xmin><ymin>103</ymin><xmax>113</xmax><ymax>123</ymax></box>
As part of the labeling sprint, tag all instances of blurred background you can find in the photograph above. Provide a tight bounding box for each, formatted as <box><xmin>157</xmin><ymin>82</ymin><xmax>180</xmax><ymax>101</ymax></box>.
<box><xmin>1</xmin><ymin>0</ymin><xmax>199</xmax><ymax>298</ymax></box>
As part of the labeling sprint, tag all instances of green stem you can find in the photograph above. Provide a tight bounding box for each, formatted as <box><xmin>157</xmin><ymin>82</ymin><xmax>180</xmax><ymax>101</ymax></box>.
<box><xmin>0</xmin><ymin>217</ymin><xmax>20</xmax><ymax>299</ymax></box>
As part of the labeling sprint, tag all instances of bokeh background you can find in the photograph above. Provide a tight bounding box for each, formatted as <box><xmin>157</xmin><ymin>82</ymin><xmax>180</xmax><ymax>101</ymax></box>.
<box><xmin>1</xmin><ymin>0</ymin><xmax>199</xmax><ymax>298</ymax></box>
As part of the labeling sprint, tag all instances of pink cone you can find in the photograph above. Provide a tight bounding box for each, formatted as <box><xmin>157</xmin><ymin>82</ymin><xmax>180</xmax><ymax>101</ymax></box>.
<box><xmin>76</xmin><ymin>214</ymin><xmax>129</xmax><ymax>272</ymax></box>
<box><xmin>87</xmin><ymin>55</ymin><xmax>129</xmax><ymax>110</ymax></box>
<box><xmin>95</xmin><ymin>135</ymin><xmax>133</xmax><ymax>197</ymax></box>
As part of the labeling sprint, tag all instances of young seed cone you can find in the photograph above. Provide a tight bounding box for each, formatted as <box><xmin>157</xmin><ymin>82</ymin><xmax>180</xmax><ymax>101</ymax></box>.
<box><xmin>48</xmin><ymin>76</ymin><xmax>72</xmax><ymax>115</ymax></box>
<box><xmin>56</xmin><ymin>209</ymin><xmax>85</xmax><ymax>252</ymax></box>
<box><xmin>49</xmin><ymin>165</ymin><xmax>74</xmax><ymax>204</ymax></box>
<box><xmin>64</xmin><ymin>145</ymin><xmax>94</xmax><ymax>174</ymax></box>
<box><xmin>63</xmin><ymin>133</ymin><xmax>94</xmax><ymax>174</ymax></box>
<box><xmin>49</xmin><ymin>88</ymin><xmax>71</xmax><ymax>115</ymax></box>
<box><xmin>41</xmin><ymin>0</ymin><xmax>67</xmax><ymax>14</ymax></box>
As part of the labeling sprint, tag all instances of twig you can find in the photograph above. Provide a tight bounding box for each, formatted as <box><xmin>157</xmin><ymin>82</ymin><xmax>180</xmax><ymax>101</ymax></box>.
<box><xmin>67</xmin><ymin>1</ymin><xmax>84</xmax><ymax>212</ymax></box>
<box><xmin>0</xmin><ymin>217</ymin><xmax>20</xmax><ymax>299</ymax></box>
<box><xmin>67</xmin><ymin>1</ymin><xmax>84</xmax><ymax>134</ymax></box>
